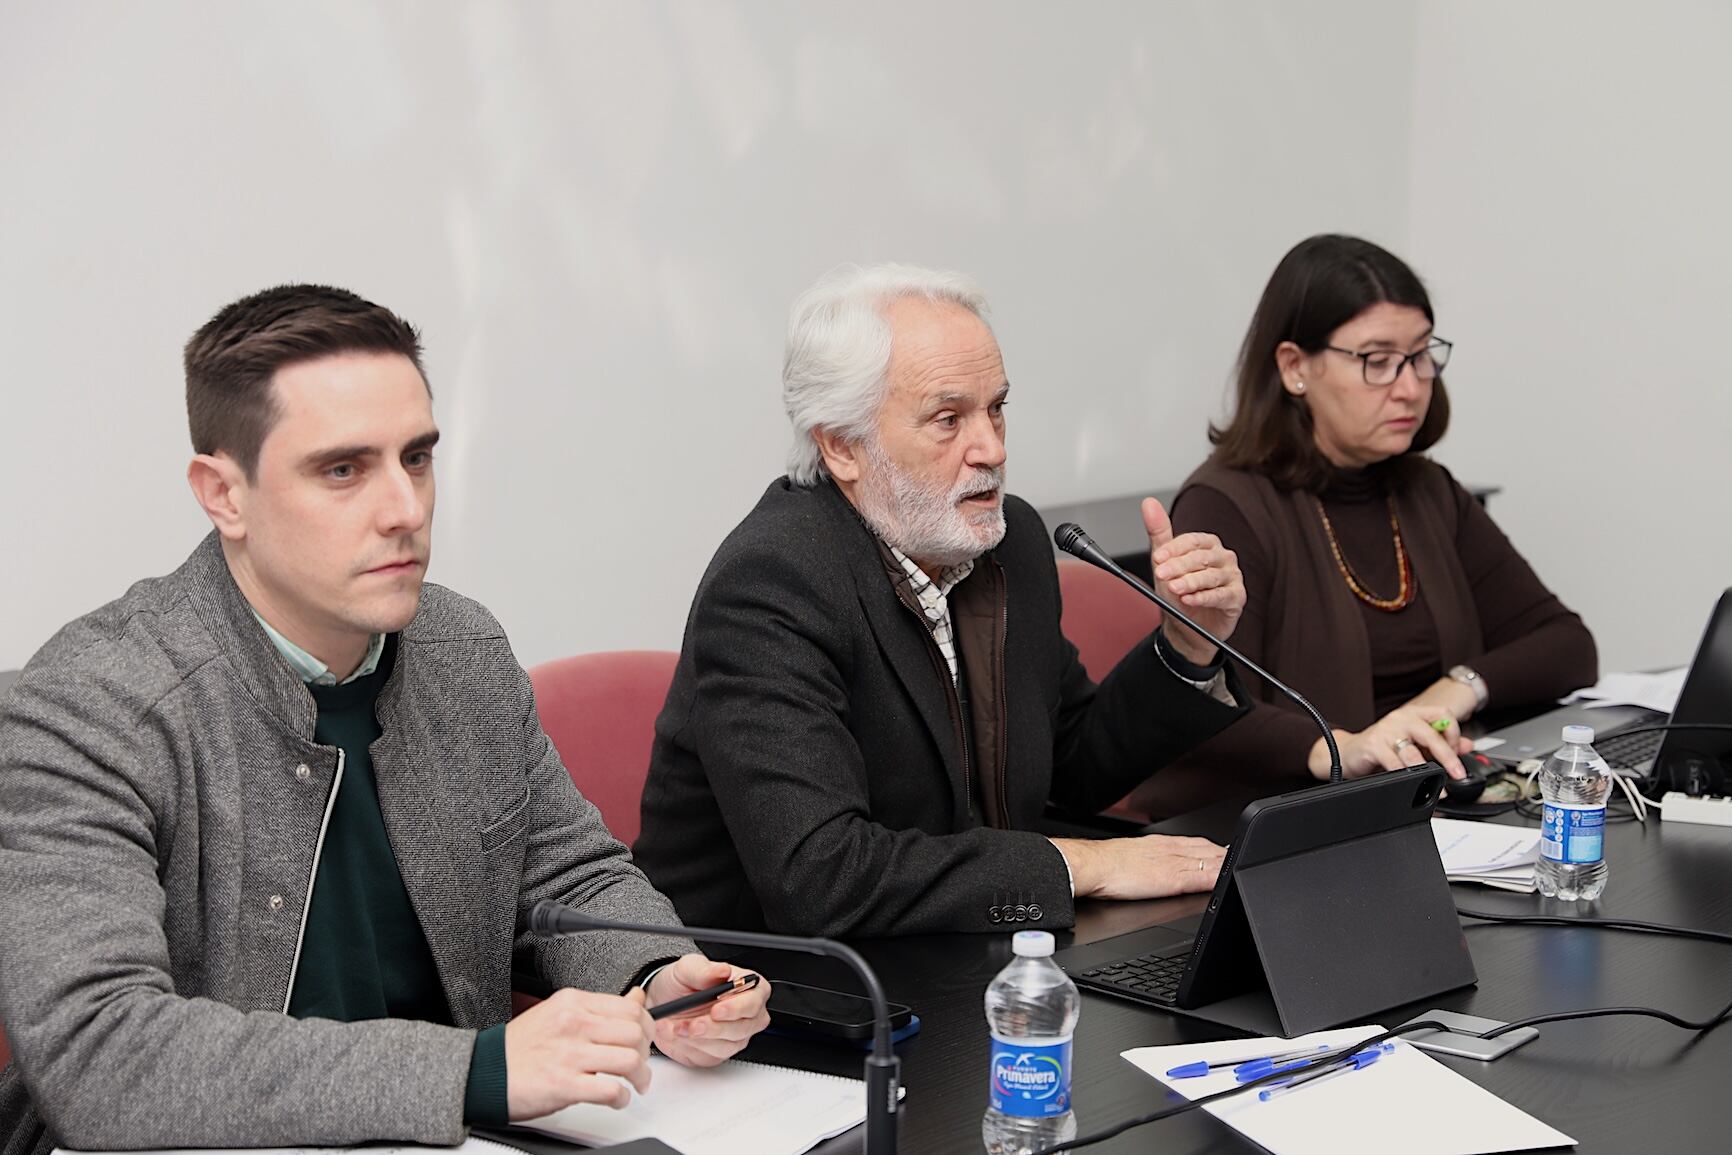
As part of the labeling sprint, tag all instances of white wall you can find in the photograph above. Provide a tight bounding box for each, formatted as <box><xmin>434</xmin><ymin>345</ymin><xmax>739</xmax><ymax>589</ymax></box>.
<box><xmin>1408</xmin><ymin>1</ymin><xmax>1732</xmax><ymax>670</ymax></box>
<box><xmin>0</xmin><ymin>1</ymin><xmax>1418</xmax><ymax>670</ymax></box>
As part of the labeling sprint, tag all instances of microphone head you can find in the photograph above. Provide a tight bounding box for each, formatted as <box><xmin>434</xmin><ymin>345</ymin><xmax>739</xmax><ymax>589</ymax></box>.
<box><xmin>529</xmin><ymin>900</ymin><xmax>566</xmax><ymax>935</ymax></box>
<box><xmin>1053</xmin><ymin>522</ymin><xmax>1091</xmax><ymax>555</ymax></box>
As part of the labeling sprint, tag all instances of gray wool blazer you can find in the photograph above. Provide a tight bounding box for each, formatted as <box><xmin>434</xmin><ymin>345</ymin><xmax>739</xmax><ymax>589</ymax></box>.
<box><xmin>0</xmin><ymin>534</ymin><xmax>690</xmax><ymax>1155</ymax></box>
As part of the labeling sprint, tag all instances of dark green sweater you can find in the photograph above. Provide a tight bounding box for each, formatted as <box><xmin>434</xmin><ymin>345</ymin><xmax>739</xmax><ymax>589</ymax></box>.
<box><xmin>286</xmin><ymin>653</ymin><xmax>507</xmax><ymax>1124</ymax></box>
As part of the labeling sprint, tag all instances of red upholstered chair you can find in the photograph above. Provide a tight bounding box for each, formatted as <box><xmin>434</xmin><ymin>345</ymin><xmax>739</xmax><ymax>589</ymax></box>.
<box><xmin>1057</xmin><ymin>558</ymin><xmax>1163</xmax><ymax>823</ymax></box>
<box><xmin>528</xmin><ymin>650</ymin><xmax>680</xmax><ymax>848</ymax></box>
<box><xmin>1057</xmin><ymin>557</ymin><xmax>1161</xmax><ymax>683</ymax></box>
<box><xmin>516</xmin><ymin>650</ymin><xmax>679</xmax><ymax>1015</ymax></box>
<box><xmin>1058</xmin><ymin>558</ymin><xmax>1264</xmax><ymax>824</ymax></box>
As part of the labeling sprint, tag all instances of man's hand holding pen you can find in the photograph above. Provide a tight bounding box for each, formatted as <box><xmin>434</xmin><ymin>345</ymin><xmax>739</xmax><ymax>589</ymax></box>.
<box><xmin>646</xmin><ymin>954</ymin><xmax>773</xmax><ymax>1067</ymax></box>
<box><xmin>504</xmin><ymin>953</ymin><xmax>772</xmax><ymax>1120</ymax></box>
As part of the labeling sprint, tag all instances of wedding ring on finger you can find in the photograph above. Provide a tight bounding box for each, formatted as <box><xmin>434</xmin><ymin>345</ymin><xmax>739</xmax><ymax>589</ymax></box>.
<box><xmin>1393</xmin><ymin>736</ymin><xmax>1415</xmax><ymax>754</ymax></box>
<box><xmin>1197</xmin><ymin>858</ymin><xmax>1205</xmax><ymax>873</ymax></box>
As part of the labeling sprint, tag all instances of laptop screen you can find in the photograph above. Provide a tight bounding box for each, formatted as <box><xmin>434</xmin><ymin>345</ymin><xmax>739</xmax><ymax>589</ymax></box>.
<box><xmin>1655</xmin><ymin>588</ymin><xmax>1732</xmax><ymax>793</ymax></box>
<box><xmin>1476</xmin><ymin>588</ymin><xmax>1732</xmax><ymax>791</ymax></box>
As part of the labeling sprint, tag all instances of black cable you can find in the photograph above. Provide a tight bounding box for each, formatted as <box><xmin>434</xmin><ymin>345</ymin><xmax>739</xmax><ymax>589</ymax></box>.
<box><xmin>1453</xmin><ymin>909</ymin><xmax>1732</xmax><ymax>1036</ymax></box>
<box><xmin>1489</xmin><ymin>995</ymin><xmax>1732</xmax><ymax>1038</ymax></box>
<box><xmin>1042</xmin><ymin>908</ymin><xmax>1732</xmax><ymax>1153</ymax></box>
<box><xmin>1025</xmin><ymin>1021</ymin><xmax>1452</xmax><ymax>1155</ymax></box>
<box><xmin>1045</xmin><ymin>992</ymin><xmax>1732</xmax><ymax>1154</ymax></box>
<box><xmin>1482</xmin><ymin>755</ymin><xmax>1646</xmax><ymax>822</ymax></box>
<box><xmin>1456</xmin><ymin>907</ymin><xmax>1732</xmax><ymax>947</ymax></box>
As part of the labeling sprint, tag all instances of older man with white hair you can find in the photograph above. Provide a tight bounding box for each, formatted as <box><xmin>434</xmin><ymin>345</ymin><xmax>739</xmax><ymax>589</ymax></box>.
<box><xmin>633</xmin><ymin>264</ymin><xmax>1250</xmax><ymax>937</ymax></box>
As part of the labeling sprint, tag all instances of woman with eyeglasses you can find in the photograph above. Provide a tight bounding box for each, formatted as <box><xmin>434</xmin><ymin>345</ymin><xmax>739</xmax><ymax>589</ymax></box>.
<box><xmin>1122</xmin><ymin>234</ymin><xmax>1597</xmax><ymax>819</ymax></box>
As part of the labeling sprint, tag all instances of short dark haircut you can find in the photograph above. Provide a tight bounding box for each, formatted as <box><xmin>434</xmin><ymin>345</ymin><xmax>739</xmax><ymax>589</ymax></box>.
<box><xmin>1208</xmin><ymin>234</ymin><xmax>1449</xmax><ymax>493</ymax></box>
<box><xmin>184</xmin><ymin>284</ymin><xmax>427</xmax><ymax>478</ymax></box>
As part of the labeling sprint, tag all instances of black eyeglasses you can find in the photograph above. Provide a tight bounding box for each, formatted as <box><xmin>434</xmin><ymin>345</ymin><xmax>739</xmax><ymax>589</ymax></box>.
<box><xmin>1324</xmin><ymin>338</ymin><xmax>1452</xmax><ymax>387</ymax></box>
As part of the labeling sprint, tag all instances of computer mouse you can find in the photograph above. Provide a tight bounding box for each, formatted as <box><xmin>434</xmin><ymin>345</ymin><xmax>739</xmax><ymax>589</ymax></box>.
<box><xmin>1441</xmin><ymin>751</ymin><xmax>1494</xmax><ymax>804</ymax></box>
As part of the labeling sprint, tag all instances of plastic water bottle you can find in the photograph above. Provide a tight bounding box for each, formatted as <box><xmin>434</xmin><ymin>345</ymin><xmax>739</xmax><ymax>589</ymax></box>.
<box><xmin>1536</xmin><ymin>724</ymin><xmax>1612</xmax><ymax>900</ymax></box>
<box><xmin>983</xmin><ymin>930</ymin><xmax>1079</xmax><ymax>1155</ymax></box>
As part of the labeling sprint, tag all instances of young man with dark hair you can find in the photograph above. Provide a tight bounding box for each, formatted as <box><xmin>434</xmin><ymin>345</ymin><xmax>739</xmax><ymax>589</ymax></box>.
<box><xmin>0</xmin><ymin>285</ymin><xmax>769</xmax><ymax>1155</ymax></box>
<box><xmin>183</xmin><ymin>283</ymin><xmax>431</xmax><ymax>477</ymax></box>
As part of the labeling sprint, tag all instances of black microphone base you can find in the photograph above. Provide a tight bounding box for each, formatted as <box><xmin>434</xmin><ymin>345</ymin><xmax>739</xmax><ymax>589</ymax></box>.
<box><xmin>864</xmin><ymin>1054</ymin><xmax>900</xmax><ymax>1155</ymax></box>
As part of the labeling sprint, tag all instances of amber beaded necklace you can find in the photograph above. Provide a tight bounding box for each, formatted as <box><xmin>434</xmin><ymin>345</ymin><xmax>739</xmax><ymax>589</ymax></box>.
<box><xmin>1312</xmin><ymin>494</ymin><xmax>1416</xmax><ymax>612</ymax></box>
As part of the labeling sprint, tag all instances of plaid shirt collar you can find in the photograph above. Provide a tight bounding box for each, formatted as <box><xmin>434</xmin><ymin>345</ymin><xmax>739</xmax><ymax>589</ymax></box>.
<box><xmin>883</xmin><ymin>543</ymin><xmax>975</xmax><ymax>620</ymax></box>
<box><xmin>881</xmin><ymin>541</ymin><xmax>975</xmax><ymax>685</ymax></box>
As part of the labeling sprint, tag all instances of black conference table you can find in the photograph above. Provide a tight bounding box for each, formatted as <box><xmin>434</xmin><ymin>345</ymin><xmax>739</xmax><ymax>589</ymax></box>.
<box><xmin>722</xmin><ymin>807</ymin><xmax>1732</xmax><ymax>1154</ymax></box>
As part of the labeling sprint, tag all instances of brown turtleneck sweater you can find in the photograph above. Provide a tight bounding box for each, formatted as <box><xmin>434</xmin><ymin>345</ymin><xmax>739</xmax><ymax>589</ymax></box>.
<box><xmin>1121</xmin><ymin>456</ymin><xmax>1597</xmax><ymax>819</ymax></box>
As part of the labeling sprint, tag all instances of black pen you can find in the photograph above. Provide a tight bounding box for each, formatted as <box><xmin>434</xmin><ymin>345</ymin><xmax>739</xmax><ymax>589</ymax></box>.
<box><xmin>648</xmin><ymin>972</ymin><xmax>761</xmax><ymax>1020</ymax></box>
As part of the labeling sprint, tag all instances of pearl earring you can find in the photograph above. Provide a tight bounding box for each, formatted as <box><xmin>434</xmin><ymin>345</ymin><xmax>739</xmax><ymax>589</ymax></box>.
<box><xmin>1294</xmin><ymin>380</ymin><xmax>1306</xmax><ymax>394</ymax></box>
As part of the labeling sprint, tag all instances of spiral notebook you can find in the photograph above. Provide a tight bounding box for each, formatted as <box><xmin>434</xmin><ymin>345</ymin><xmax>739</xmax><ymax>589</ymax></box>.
<box><xmin>519</xmin><ymin>1056</ymin><xmax>891</xmax><ymax>1155</ymax></box>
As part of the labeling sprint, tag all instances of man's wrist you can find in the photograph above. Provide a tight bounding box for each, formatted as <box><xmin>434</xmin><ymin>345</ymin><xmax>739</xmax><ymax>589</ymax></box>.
<box><xmin>630</xmin><ymin>956</ymin><xmax>683</xmax><ymax>996</ymax></box>
<box><xmin>1155</xmin><ymin>625</ymin><xmax>1224</xmax><ymax>682</ymax></box>
<box><xmin>639</xmin><ymin>962</ymin><xmax>673</xmax><ymax>997</ymax></box>
<box><xmin>1055</xmin><ymin>842</ymin><xmax>1076</xmax><ymax>896</ymax></box>
<box><xmin>1049</xmin><ymin>838</ymin><xmax>1098</xmax><ymax>898</ymax></box>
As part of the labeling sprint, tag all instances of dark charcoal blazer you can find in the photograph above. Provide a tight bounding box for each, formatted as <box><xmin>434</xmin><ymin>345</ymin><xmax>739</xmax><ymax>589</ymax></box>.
<box><xmin>633</xmin><ymin>479</ymin><xmax>1245</xmax><ymax>936</ymax></box>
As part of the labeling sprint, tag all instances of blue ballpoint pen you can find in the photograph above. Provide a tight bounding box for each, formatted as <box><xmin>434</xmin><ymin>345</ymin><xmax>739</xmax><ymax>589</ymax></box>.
<box><xmin>1233</xmin><ymin>1045</ymin><xmax>1348</xmax><ymax>1082</ymax></box>
<box><xmin>1236</xmin><ymin>1036</ymin><xmax>1399</xmax><ymax>1080</ymax></box>
<box><xmin>1165</xmin><ymin>1044</ymin><xmax>1330</xmax><ymax>1079</ymax></box>
<box><xmin>1257</xmin><ymin>1043</ymin><xmax>1396</xmax><ymax>1102</ymax></box>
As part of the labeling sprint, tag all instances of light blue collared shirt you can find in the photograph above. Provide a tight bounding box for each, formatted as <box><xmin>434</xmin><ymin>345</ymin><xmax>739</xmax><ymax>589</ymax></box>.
<box><xmin>252</xmin><ymin>612</ymin><xmax>385</xmax><ymax>687</ymax></box>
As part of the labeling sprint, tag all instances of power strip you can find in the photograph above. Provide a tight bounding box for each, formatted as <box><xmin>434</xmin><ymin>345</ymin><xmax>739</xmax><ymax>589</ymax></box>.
<box><xmin>1659</xmin><ymin>792</ymin><xmax>1732</xmax><ymax>827</ymax></box>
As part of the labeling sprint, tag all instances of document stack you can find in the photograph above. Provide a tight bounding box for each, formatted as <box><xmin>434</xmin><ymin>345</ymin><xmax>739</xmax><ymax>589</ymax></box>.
<box><xmin>1430</xmin><ymin>818</ymin><xmax>1539</xmax><ymax>893</ymax></box>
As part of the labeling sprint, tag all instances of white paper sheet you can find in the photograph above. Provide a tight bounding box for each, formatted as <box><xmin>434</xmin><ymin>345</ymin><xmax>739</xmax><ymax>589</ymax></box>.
<box><xmin>1563</xmin><ymin>667</ymin><xmax>1688</xmax><ymax>714</ymax></box>
<box><xmin>1123</xmin><ymin>1026</ymin><xmax>1573</xmax><ymax>1155</ymax></box>
<box><xmin>522</xmin><ymin>1056</ymin><xmax>885</xmax><ymax>1155</ymax></box>
<box><xmin>1431</xmin><ymin>816</ymin><xmax>1539</xmax><ymax>877</ymax></box>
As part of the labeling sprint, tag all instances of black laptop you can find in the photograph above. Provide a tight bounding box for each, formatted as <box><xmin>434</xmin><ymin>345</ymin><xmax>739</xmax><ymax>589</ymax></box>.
<box><xmin>1052</xmin><ymin>765</ymin><xmax>1476</xmax><ymax>1037</ymax></box>
<box><xmin>1477</xmin><ymin>588</ymin><xmax>1732</xmax><ymax>793</ymax></box>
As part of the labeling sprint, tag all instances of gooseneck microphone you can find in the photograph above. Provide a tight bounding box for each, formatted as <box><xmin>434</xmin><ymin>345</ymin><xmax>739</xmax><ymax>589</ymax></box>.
<box><xmin>1054</xmin><ymin>522</ymin><xmax>1344</xmax><ymax>782</ymax></box>
<box><xmin>528</xmin><ymin>900</ymin><xmax>900</xmax><ymax>1155</ymax></box>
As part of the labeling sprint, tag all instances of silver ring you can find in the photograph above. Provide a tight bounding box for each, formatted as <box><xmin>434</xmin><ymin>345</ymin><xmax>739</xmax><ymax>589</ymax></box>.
<box><xmin>1196</xmin><ymin>858</ymin><xmax>1205</xmax><ymax>873</ymax></box>
<box><xmin>1393</xmin><ymin>736</ymin><xmax>1414</xmax><ymax>752</ymax></box>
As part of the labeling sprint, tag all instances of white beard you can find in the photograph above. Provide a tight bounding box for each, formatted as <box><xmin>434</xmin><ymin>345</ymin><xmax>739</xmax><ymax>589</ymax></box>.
<box><xmin>854</xmin><ymin>440</ymin><xmax>1007</xmax><ymax>569</ymax></box>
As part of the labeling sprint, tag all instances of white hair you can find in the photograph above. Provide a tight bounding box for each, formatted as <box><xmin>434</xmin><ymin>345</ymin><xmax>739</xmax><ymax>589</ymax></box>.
<box><xmin>782</xmin><ymin>262</ymin><xmax>991</xmax><ymax>487</ymax></box>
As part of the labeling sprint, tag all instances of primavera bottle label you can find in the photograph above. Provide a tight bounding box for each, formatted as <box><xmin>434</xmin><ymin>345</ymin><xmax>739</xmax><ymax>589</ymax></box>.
<box><xmin>989</xmin><ymin>1035</ymin><xmax>1072</xmax><ymax>1117</ymax></box>
<box><xmin>1541</xmin><ymin>803</ymin><xmax>1605</xmax><ymax>865</ymax></box>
